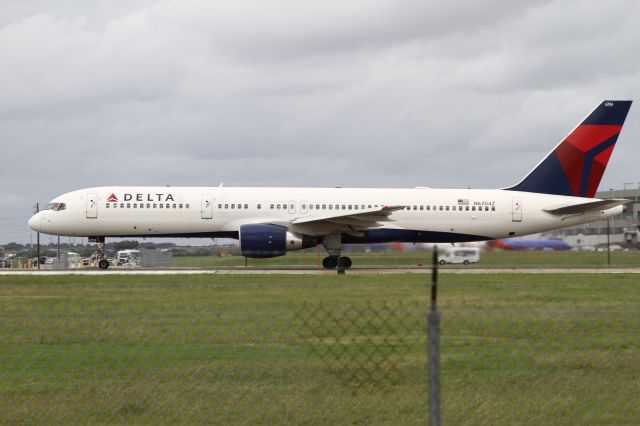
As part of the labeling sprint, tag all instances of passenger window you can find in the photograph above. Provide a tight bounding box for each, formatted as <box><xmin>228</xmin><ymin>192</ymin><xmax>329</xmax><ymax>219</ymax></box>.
<box><xmin>413</xmin><ymin>206</ymin><xmax>417</xmax><ymax>210</ymax></box>
<box><xmin>472</xmin><ymin>206</ymin><xmax>476</xmax><ymax>211</ymax></box>
<box><xmin>133</xmin><ymin>203</ymin><xmax>137</xmax><ymax>208</ymax></box>
<box><xmin>180</xmin><ymin>204</ymin><xmax>184</xmax><ymax>209</ymax></box>
<box><xmin>218</xmin><ymin>204</ymin><xmax>222</xmax><ymax>209</ymax></box>
<box><xmin>225</xmin><ymin>204</ymin><xmax>229</xmax><ymax>209</ymax></box>
<box><xmin>159</xmin><ymin>204</ymin><xmax>163</xmax><ymax>209</ymax></box>
<box><xmin>277</xmin><ymin>204</ymin><xmax>281</xmax><ymax>209</ymax></box>
<box><xmin>106</xmin><ymin>203</ymin><xmax>110</xmax><ymax>208</ymax></box>
<box><xmin>127</xmin><ymin>203</ymin><xmax>131</xmax><ymax>208</ymax></box>
<box><xmin>257</xmin><ymin>204</ymin><xmax>261</xmax><ymax>209</ymax></box>
<box><xmin>446</xmin><ymin>206</ymin><xmax>450</xmax><ymax>211</ymax></box>
<box><xmin>186</xmin><ymin>204</ymin><xmax>190</xmax><ymax>208</ymax></box>
<box><xmin>439</xmin><ymin>206</ymin><xmax>443</xmax><ymax>211</ymax></box>
<box><xmin>231</xmin><ymin>204</ymin><xmax>235</xmax><ymax>209</ymax></box>
<box><xmin>322</xmin><ymin>204</ymin><xmax>326</xmax><ymax>210</ymax></box>
<box><xmin>491</xmin><ymin>206</ymin><xmax>495</xmax><ymax>211</ymax></box>
<box><xmin>420</xmin><ymin>206</ymin><xmax>424</xmax><ymax>210</ymax></box>
<box><xmin>244</xmin><ymin>204</ymin><xmax>248</xmax><ymax>209</ymax></box>
<box><xmin>452</xmin><ymin>206</ymin><xmax>456</xmax><ymax>211</ymax></box>
<box><xmin>485</xmin><ymin>206</ymin><xmax>489</xmax><ymax>211</ymax></box>
<box><xmin>465</xmin><ymin>206</ymin><xmax>469</xmax><ymax>211</ymax></box>
<box><xmin>120</xmin><ymin>203</ymin><xmax>124</xmax><ymax>208</ymax></box>
<box><xmin>113</xmin><ymin>203</ymin><xmax>118</xmax><ymax>209</ymax></box>
<box><xmin>153</xmin><ymin>204</ymin><xmax>157</xmax><ymax>208</ymax></box>
<box><xmin>354</xmin><ymin>205</ymin><xmax>358</xmax><ymax>210</ymax></box>
<box><xmin>426</xmin><ymin>206</ymin><xmax>430</xmax><ymax>210</ymax></box>
<box><xmin>329</xmin><ymin>205</ymin><xmax>333</xmax><ymax>210</ymax></box>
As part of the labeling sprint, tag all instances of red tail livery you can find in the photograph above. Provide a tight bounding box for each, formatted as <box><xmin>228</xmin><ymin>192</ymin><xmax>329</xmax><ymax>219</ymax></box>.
<box><xmin>508</xmin><ymin>100</ymin><xmax>632</xmax><ymax>197</ymax></box>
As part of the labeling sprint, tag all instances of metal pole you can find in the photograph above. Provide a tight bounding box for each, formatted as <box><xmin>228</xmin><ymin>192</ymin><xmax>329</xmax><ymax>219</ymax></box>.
<box><xmin>607</xmin><ymin>217</ymin><xmax>611</xmax><ymax>266</ymax></box>
<box><xmin>36</xmin><ymin>203</ymin><xmax>40</xmax><ymax>270</ymax></box>
<box><xmin>428</xmin><ymin>246</ymin><xmax>441</xmax><ymax>426</ymax></box>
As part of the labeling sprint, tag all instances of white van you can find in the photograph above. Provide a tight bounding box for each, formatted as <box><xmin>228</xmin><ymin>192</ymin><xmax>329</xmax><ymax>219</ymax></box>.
<box><xmin>116</xmin><ymin>249</ymin><xmax>141</xmax><ymax>267</ymax></box>
<box><xmin>438</xmin><ymin>247</ymin><xmax>480</xmax><ymax>265</ymax></box>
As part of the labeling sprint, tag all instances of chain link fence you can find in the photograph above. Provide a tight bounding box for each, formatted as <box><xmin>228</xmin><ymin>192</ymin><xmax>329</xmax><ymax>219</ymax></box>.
<box><xmin>1</xmin><ymin>276</ymin><xmax>638</xmax><ymax>425</ymax></box>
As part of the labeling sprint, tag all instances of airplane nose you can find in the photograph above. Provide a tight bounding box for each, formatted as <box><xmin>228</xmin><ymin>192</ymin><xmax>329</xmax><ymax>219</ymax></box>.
<box><xmin>28</xmin><ymin>213</ymin><xmax>41</xmax><ymax>232</ymax></box>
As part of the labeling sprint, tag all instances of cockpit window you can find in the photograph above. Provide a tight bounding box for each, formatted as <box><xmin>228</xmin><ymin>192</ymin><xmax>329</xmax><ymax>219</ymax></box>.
<box><xmin>44</xmin><ymin>202</ymin><xmax>66</xmax><ymax>211</ymax></box>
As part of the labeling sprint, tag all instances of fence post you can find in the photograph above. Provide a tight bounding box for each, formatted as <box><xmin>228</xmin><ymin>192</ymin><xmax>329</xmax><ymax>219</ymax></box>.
<box><xmin>428</xmin><ymin>246</ymin><xmax>441</xmax><ymax>426</ymax></box>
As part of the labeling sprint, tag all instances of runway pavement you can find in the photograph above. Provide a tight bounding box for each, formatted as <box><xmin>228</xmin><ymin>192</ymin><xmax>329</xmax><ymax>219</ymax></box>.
<box><xmin>2</xmin><ymin>267</ymin><xmax>640</xmax><ymax>275</ymax></box>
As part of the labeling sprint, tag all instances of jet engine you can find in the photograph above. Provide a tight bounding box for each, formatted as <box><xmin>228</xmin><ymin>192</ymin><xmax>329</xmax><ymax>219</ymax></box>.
<box><xmin>239</xmin><ymin>224</ymin><xmax>316</xmax><ymax>258</ymax></box>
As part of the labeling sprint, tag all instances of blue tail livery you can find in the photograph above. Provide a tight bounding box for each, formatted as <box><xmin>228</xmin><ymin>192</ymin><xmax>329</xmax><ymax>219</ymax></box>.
<box><xmin>507</xmin><ymin>100</ymin><xmax>632</xmax><ymax>198</ymax></box>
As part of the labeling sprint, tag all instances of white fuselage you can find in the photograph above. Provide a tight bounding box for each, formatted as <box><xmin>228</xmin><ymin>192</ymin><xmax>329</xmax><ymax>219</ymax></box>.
<box><xmin>28</xmin><ymin>186</ymin><xmax>622</xmax><ymax>243</ymax></box>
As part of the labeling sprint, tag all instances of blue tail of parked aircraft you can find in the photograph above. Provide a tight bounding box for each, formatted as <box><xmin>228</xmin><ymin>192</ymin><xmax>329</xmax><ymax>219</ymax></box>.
<box><xmin>507</xmin><ymin>100</ymin><xmax>632</xmax><ymax>198</ymax></box>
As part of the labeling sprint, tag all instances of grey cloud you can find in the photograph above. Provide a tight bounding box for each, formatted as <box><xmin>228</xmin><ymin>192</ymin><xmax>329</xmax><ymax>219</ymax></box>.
<box><xmin>1</xmin><ymin>0</ymin><xmax>640</xmax><ymax>243</ymax></box>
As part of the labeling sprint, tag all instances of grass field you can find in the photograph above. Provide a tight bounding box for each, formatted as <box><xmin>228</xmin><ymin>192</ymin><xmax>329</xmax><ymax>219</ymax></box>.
<box><xmin>1</xmin><ymin>273</ymin><xmax>639</xmax><ymax>425</ymax></box>
<box><xmin>172</xmin><ymin>250</ymin><xmax>640</xmax><ymax>269</ymax></box>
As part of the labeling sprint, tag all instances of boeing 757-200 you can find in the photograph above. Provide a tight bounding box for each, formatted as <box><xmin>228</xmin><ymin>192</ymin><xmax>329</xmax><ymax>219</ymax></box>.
<box><xmin>28</xmin><ymin>100</ymin><xmax>632</xmax><ymax>269</ymax></box>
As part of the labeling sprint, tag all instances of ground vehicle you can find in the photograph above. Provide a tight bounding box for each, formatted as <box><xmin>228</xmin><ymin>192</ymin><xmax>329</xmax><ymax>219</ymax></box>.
<box><xmin>438</xmin><ymin>247</ymin><xmax>480</xmax><ymax>265</ymax></box>
<box><xmin>116</xmin><ymin>249</ymin><xmax>140</xmax><ymax>266</ymax></box>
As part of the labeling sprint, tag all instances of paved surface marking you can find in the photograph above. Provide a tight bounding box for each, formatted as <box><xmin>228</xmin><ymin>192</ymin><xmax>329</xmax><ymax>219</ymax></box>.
<box><xmin>2</xmin><ymin>268</ymin><xmax>640</xmax><ymax>276</ymax></box>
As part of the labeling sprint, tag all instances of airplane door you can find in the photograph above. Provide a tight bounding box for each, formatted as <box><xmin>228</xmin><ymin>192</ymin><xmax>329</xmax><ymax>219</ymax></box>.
<box><xmin>201</xmin><ymin>195</ymin><xmax>213</xmax><ymax>219</ymax></box>
<box><xmin>86</xmin><ymin>193</ymin><xmax>98</xmax><ymax>218</ymax></box>
<box><xmin>512</xmin><ymin>197</ymin><xmax>522</xmax><ymax>222</ymax></box>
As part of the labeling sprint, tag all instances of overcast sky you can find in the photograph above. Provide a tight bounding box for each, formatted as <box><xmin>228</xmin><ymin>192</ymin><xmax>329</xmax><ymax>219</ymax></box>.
<box><xmin>2</xmin><ymin>0</ymin><xmax>640</xmax><ymax>244</ymax></box>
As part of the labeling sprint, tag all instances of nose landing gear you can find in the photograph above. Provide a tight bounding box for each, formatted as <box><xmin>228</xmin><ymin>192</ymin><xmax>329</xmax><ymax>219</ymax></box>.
<box><xmin>89</xmin><ymin>236</ymin><xmax>109</xmax><ymax>270</ymax></box>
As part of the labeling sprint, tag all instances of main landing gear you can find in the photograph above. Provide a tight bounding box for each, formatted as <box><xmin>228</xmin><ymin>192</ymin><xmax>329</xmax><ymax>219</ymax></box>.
<box><xmin>321</xmin><ymin>255</ymin><xmax>352</xmax><ymax>269</ymax></box>
<box><xmin>321</xmin><ymin>233</ymin><xmax>351</xmax><ymax>272</ymax></box>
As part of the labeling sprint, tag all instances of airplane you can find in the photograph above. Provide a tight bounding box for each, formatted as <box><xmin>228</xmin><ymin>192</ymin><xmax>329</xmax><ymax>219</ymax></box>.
<box><xmin>28</xmin><ymin>100</ymin><xmax>632</xmax><ymax>270</ymax></box>
<box><xmin>488</xmin><ymin>238</ymin><xmax>572</xmax><ymax>251</ymax></box>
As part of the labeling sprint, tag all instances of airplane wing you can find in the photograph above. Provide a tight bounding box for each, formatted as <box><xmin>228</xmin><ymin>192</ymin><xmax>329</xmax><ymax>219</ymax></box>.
<box><xmin>291</xmin><ymin>205</ymin><xmax>405</xmax><ymax>229</ymax></box>
<box><xmin>544</xmin><ymin>198</ymin><xmax>627</xmax><ymax>215</ymax></box>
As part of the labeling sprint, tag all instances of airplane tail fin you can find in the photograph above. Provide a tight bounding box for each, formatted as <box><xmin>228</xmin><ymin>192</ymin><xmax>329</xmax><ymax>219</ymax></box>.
<box><xmin>506</xmin><ymin>100</ymin><xmax>632</xmax><ymax>198</ymax></box>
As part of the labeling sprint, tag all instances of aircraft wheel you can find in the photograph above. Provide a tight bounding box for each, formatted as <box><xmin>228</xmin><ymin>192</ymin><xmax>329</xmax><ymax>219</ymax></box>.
<box><xmin>438</xmin><ymin>259</ymin><xmax>446</xmax><ymax>265</ymax></box>
<box><xmin>463</xmin><ymin>260</ymin><xmax>470</xmax><ymax>265</ymax></box>
<box><xmin>98</xmin><ymin>259</ymin><xmax>110</xmax><ymax>270</ymax></box>
<box><xmin>322</xmin><ymin>256</ymin><xmax>339</xmax><ymax>269</ymax></box>
<box><xmin>339</xmin><ymin>256</ymin><xmax>352</xmax><ymax>269</ymax></box>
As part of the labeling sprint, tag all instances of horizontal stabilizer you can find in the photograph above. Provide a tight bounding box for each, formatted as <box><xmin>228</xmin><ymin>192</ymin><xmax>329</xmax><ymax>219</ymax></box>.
<box><xmin>543</xmin><ymin>198</ymin><xmax>627</xmax><ymax>215</ymax></box>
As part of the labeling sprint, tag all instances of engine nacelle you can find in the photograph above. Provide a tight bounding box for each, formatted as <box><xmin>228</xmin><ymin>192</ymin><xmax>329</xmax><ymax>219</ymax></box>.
<box><xmin>239</xmin><ymin>224</ymin><xmax>316</xmax><ymax>258</ymax></box>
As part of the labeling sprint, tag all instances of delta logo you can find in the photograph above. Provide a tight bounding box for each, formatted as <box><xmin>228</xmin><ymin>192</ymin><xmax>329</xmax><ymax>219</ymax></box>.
<box><xmin>106</xmin><ymin>193</ymin><xmax>175</xmax><ymax>202</ymax></box>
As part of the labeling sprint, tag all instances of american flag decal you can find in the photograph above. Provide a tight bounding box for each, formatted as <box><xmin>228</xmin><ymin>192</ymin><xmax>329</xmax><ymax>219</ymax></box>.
<box><xmin>457</xmin><ymin>199</ymin><xmax>469</xmax><ymax>205</ymax></box>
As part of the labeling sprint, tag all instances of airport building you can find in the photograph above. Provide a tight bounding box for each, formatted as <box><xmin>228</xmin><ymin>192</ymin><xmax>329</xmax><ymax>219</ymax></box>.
<box><xmin>544</xmin><ymin>188</ymin><xmax>640</xmax><ymax>249</ymax></box>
